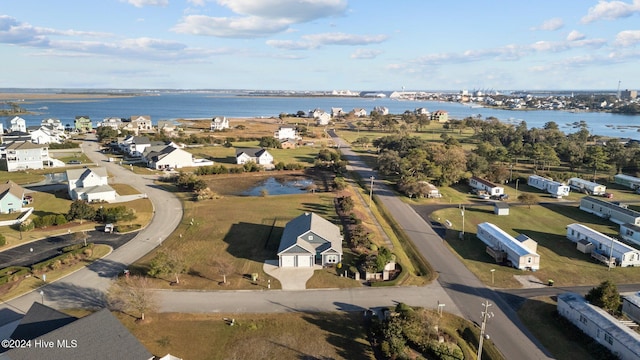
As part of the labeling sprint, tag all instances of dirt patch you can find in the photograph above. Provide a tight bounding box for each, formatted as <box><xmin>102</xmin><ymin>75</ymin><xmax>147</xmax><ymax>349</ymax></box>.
<box><xmin>513</xmin><ymin>274</ymin><xmax>547</xmax><ymax>288</ymax></box>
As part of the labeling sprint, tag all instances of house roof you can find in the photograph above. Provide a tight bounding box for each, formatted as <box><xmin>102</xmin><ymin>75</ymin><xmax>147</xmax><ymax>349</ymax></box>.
<box><xmin>9</xmin><ymin>302</ymin><xmax>76</xmax><ymax>341</ymax></box>
<box><xmin>478</xmin><ymin>222</ymin><xmax>538</xmax><ymax>257</ymax></box>
<box><xmin>65</xmin><ymin>167</ymin><xmax>108</xmax><ymax>183</ymax></box>
<box><xmin>277</xmin><ymin>212</ymin><xmax>342</xmax><ymax>256</ymax></box>
<box><xmin>3</xmin><ymin>141</ymin><xmax>46</xmax><ymax>150</ymax></box>
<box><xmin>581</xmin><ymin>196</ymin><xmax>640</xmax><ymax>219</ymax></box>
<box><xmin>4</xmin><ymin>305</ymin><xmax>153</xmax><ymax>360</ymax></box>
<box><xmin>0</xmin><ymin>180</ymin><xmax>25</xmax><ymax>201</ymax></box>
<box><xmin>470</xmin><ymin>176</ymin><xmax>501</xmax><ymax>189</ymax></box>
<box><xmin>236</xmin><ymin>148</ymin><xmax>269</xmax><ymax>158</ymax></box>
<box><xmin>82</xmin><ymin>184</ymin><xmax>116</xmax><ymax>195</ymax></box>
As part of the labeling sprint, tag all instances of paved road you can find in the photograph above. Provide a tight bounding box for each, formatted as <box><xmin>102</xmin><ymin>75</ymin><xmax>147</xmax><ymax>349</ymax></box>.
<box><xmin>0</xmin><ymin>136</ymin><xmax>183</xmax><ymax>326</ymax></box>
<box><xmin>328</xmin><ymin>129</ymin><xmax>553</xmax><ymax>360</ymax></box>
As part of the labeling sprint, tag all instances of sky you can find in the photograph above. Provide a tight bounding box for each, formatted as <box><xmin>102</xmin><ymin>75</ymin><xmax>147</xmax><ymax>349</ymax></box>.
<box><xmin>1</xmin><ymin>0</ymin><xmax>640</xmax><ymax>91</ymax></box>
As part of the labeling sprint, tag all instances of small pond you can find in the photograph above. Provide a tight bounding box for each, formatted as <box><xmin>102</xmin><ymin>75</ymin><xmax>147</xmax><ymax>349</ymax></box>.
<box><xmin>241</xmin><ymin>177</ymin><xmax>314</xmax><ymax>196</ymax></box>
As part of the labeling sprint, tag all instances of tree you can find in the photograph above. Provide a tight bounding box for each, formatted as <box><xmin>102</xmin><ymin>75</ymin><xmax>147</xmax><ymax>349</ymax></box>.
<box><xmin>258</xmin><ymin>136</ymin><xmax>281</xmax><ymax>148</ymax></box>
<box><xmin>586</xmin><ymin>280</ymin><xmax>621</xmax><ymax>314</ymax></box>
<box><xmin>518</xmin><ymin>193</ymin><xmax>539</xmax><ymax>209</ymax></box>
<box><xmin>213</xmin><ymin>258</ymin><xmax>235</xmax><ymax>284</ymax></box>
<box><xmin>148</xmin><ymin>251</ymin><xmax>187</xmax><ymax>284</ymax></box>
<box><xmin>584</xmin><ymin>145</ymin><xmax>610</xmax><ymax>181</ymax></box>
<box><xmin>67</xmin><ymin>200</ymin><xmax>96</xmax><ymax>224</ymax></box>
<box><xmin>107</xmin><ymin>275</ymin><xmax>157</xmax><ymax>321</ymax></box>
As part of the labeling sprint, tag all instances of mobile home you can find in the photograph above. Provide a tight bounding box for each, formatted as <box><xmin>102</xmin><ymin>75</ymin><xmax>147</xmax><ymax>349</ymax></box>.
<box><xmin>566</xmin><ymin>223</ymin><xmax>640</xmax><ymax>268</ymax></box>
<box><xmin>469</xmin><ymin>176</ymin><xmax>504</xmax><ymax>197</ymax></box>
<box><xmin>567</xmin><ymin>177</ymin><xmax>607</xmax><ymax>196</ymax></box>
<box><xmin>615</xmin><ymin>174</ymin><xmax>640</xmax><ymax>190</ymax></box>
<box><xmin>558</xmin><ymin>292</ymin><xmax>640</xmax><ymax>360</ymax></box>
<box><xmin>580</xmin><ymin>196</ymin><xmax>640</xmax><ymax>226</ymax></box>
<box><xmin>527</xmin><ymin>175</ymin><xmax>570</xmax><ymax>198</ymax></box>
<box><xmin>621</xmin><ymin>223</ymin><xmax>640</xmax><ymax>248</ymax></box>
<box><xmin>476</xmin><ymin>222</ymin><xmax>540</xmax><ymax>271</ymax></box>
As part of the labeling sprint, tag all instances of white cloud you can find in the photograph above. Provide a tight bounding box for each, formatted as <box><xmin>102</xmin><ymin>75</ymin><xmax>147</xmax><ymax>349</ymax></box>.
<box><xmin>266</xmin><ymin>39</ymin><xmax>313</xmax><ymax>50</ymax></box>
<box><xmin>615</xmin><ymin>30</ymin><xmax>640</xmax><ymax>46</ymax></box>
<box><xmin>266</xmin><ymin>32</ymin><xmax>388</xmax><ymax>50</ymax></box>
<box><xmin>217</xmin><ymin>0</ymin><xmax>347</xmax><ymax>22</ymax></box>
<box><xmin>581</xmin><ymin>0</ymin><xmax>640</xmax><ymax>23</ymax></box>
<box><xmin>173</xmin><ymin>0</ymin><xmax>348</xmax><ymax>38</ymax></box>
<box><xmin>531</xmin><ymin>18</ymin><xmax>564</xmax><ymax>31</ymax></box>
<box><xmin>123</xmin><ymin>0</ymin><xmax>169</xmax><ymax>7</ymax></box>
<box><xmin>172</xmin><ymin>15</ymin><xmax>290</xmax><ymax>38</ymax></box>
<box><xmin>350</xmin><ymin>48</ymin><xmax>382</xmax><ymax>59</ymax></box>
<box><xmin>567</xmin><ymin>30</ymin><xmax>586</xmax><ymax>41</ymax></box>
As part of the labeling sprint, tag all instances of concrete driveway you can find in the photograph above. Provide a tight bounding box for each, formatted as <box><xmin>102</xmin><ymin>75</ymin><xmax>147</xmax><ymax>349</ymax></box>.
<box><xmin>263</xmin><ymin>260</ymin><xmax>317</xmax><ymax>290</ymax></box>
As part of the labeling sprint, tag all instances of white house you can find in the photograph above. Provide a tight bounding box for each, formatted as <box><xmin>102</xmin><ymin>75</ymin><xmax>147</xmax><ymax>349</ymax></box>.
<box><xmin>30</xmin><ymin>127</ymin><xmax>66</xmax><ymax>144</ymax></box>
<box><xmin>40</xmin><ymin>118</ymin><xmax>64</xmax><ymax>131</ymax></box>
<box><xmin>277</xmin><ymin>212</ymin><xmax>343</xmax><ymax>268</ymax></box>
<box><xmin>476</xmin><ymin>222</ymin><xmax>540</xmax><ymax>271</ymax></box>
<box><xmin>210</xmin><ymin>116</ymin><xmax>229</xmax><ymax>131</ymax></box>
<box><xmin>373</xmin><ymin>106</ymin><xmax>389</xmax><ymax>115</ymax></box>
<box><xmin>469</xmin><ymin>176</ymin><xmax>504</xmax><ymax>197</ymax></box>
<box><xmin>130</xmin><ymin>115</ymin><xmax>152</xmax><ymax>132</ymax></box>
<box><xmin>566</xmin><ymin>223</ymin><xmax>640</xmax><ymax>268</ymax></box>
<box><xmin>331</xmin><ymin>107</ymin><xmax>344</xmax><ymax>118</ymax></box>
<box><xmin>235</xmin><ymin>148</ymin><xmax>273</xmax><ymax>166</ymax></box>
<box><xmin>274</xmin><ymin>126</ymin><xmax>299</xmax><ymax>141</ymax></box>
<box><xmin>0</xmin><ymin>141</ymin><xmax>49</xmax><ymax>172</ymax></box>
<box><xmin>567</xmin><ymin>177</ymin><xmax>607</xmax><ymax>195</ymax></box>
<box><xmin>120</xmin><ymin>135</ymin><xmax>152</xmax><ymax>157</ymax></box>
<box><xmin>98</xmin><ymin>117</ymin><xmax>123</xmax><ymax>130</ymax></box>
<box><xmin>352</xmin><ymin>108</ymin><xmax>367</xmax><ymax>117</ymax></box>
<box><xmin>579</xmin><ymin>196</ymin><xmax>640</xmax><ymax>226</ymax></box>
<box><xmin>309</xmin><ymin>109</ymin><xmax>331</xmax><ymax>125</ymax></box>
<box><xmin>558</xmin><ymin>292</ymin><xmax>640</xmax><ymax>360</ymax></box>
<box><xmin>527</xmin><ymin>175</ymin><xmax>570</xmax><ymax>198</ymax></box>
<box><xmin>65</xmin><ymin>167</ymin><xmax>117</xmax><ymax>202</ymax></box>
<box><xmin>621</xmin><ymin>223</ymin><xmax>640</xmax><ymax>248</ymax></box>
<box><xmin>622</xmin><ymin>292</ymin><xmax>640</xmax><ymax>325</ymax></box>
<box><xmin>6</xmin><ymin>116</ymin><xmax>27</xmax><ymax>133</ymax></box>
<box><xmin>143</xmin><ymin>145</ymin><xmax>197</xmax><ymax>170</ymax></box>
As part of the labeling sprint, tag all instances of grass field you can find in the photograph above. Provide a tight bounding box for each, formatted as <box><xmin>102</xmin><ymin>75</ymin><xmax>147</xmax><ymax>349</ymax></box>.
<box><xmin>432</xmin><ymin>203</ymin><xmax>640</xmax><ymax>288</ymax></box>
<box><xmin>119</xmin><ymin>311</ymin><xmax>373</xmax><ymax>360</ymax></box>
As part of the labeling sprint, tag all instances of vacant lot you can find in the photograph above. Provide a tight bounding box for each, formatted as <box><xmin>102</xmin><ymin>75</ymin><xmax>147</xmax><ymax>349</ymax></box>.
<box><xmin>432</xmin><ymin>202</ymin><xmax>640</xmax><ymax>288</ymax></box>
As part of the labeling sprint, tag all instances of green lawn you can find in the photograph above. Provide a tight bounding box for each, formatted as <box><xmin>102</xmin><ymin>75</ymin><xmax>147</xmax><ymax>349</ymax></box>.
<box><xmin>185</xmin><ymin>142</ymin><xmax>323</xmax><ymax>167</ymax></box>
<box><xmin>433</xmin><ymin>203</ymin><xmax>640</xmax><ymax>288</ymax></box>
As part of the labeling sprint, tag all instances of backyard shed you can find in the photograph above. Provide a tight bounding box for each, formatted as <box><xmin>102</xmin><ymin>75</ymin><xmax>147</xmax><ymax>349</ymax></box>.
<box><xmin>493</xmin><ymin>202</ymin><xmax>509</xmax><ymax>216</ymax></box>
<box><xmin>576</xmin><ymin>239</ymin><xmax>594</xmax><ymax>254</ymax></box>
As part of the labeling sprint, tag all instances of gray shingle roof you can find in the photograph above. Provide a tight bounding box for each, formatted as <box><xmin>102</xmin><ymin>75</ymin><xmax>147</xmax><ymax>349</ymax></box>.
<box><xmin>9</xmin><ymin>302</ymin><xmax>76</xmax><ymax>342</ymax></box>
<box><xmin>277</xmin><ymin>212</ymin><xmax>342</xmax><ymax>256</ymax></box>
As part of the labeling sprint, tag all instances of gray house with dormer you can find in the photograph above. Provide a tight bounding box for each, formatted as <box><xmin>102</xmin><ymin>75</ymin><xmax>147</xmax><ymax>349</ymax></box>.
<box><xmin>277</xmin><ymin>212</ymin><xmax>343</xmax><ymax>268</ymax></box>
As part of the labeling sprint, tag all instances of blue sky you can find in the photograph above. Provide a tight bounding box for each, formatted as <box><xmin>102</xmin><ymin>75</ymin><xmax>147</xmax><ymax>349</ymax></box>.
<box><xmin>1</xmin><ymin>0</ymin><xmax>640</xmax><ymax>91</ymax></box>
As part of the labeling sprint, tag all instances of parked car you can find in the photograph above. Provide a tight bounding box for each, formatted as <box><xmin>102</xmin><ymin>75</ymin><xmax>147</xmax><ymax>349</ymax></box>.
<box><xmin>67</xmin><ymin>160</ymin><xmax>81</xmax><ymax>165</ymax></box>
<box><xmin>104</xmin><ymin>224</ymin><xmax>114</xmax><ymax>233</ymax></box>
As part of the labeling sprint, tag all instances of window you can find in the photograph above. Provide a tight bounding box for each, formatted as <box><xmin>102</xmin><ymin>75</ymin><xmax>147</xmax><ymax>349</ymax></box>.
<box><xmin>604</xmin><ymin>332</ymin><xmax>613</xmax><ymax>345</ymax></box>
<box><xmin>580</xmin><ymin>315</ymin><xmax>588</xmax><ymax>325</ymax></box>
<box><xmin>527</xmin><ymin>257</ymin><xmax>532</xmax><ymax>263</ymax></box>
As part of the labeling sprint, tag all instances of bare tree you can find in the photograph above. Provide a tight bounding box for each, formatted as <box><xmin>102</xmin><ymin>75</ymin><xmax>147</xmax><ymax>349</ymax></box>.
<box><xmin>214</xmin><ymin>258</ymin><xmax>235</xmax><ymax>285</ymax></box>
<box><xmin>107</xmin><ymin>275</ymin><xmax>157</xmax><ymax>321</ymax></box>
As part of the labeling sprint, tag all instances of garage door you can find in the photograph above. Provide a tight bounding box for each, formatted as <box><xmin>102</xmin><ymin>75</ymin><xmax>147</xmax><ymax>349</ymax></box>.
<box><xmin>296</xmin><ymin>255</ymin><xmax>312</xmax><ymax>267</ymax></box>
<box><xmin>281</xmin><ymin>256</ymin><xmax>295</xmax><ymax>267</ymax></box>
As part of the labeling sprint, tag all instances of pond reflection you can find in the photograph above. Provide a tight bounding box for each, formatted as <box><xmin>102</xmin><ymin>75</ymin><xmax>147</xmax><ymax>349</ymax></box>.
<box><xmin>240</xmin><ymin>177</ymin><xmax>314</xmax><ymax>196</ymax></box>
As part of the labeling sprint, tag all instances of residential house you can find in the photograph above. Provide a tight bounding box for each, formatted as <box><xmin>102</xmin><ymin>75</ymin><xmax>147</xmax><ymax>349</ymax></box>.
<box><xmin>40</xmin><ymin>118</ymin><xmax>64</xmax><ymax>131</ymax></box>
<box><xmin>0</xmin><ymin>180</ymin><xmax>25</xmax><ymax>214</ymax></box>
<box><xmin>274</xmin><ymin>126</ymin><xmax>299</xmax><ymax>141</ymax></box>
<box><xmin>130</xmin><ymin>115</ymin><xmax>153</xmax><ymax>132</ymax></box>
<box><xmin>620</xmin><ymin>223</ymin><xmax>640</xmax><ymax>248</ymax></box>
<box><xmin>415</xmin><ymin>107</ymin><xmax>429</xmax><ymax>116</ymax></box>
<box><xmin>430</xmin><ymin>110</ymin><xmax>449</xmax><ymax>123</ymax></box>
<box><xmin>157</xmin><ymin>120</ymin><xmax>177</xmax><ymax>135</ymax></box>
<box><xmin>277</xmin><ymin>212</ymin><xmax>343</xmax><ymax>267</ymax></box>
<box><xmin>352</xmin><ymin>108</ymin><xmax>368</xmax><ymax>117</ymax></box>
<box><xmin>568</xmin><ymin>177</ymin><xmax>607</xmax><ymax>195</ymax></box>
<box><xmin>74</xmin><ymin>116</ymin><xmax>92</xmax><ymax>132</ymax></box>
<box><xmin>331</xmin><ymin>107</ymin><xmax>344</xmax><ymax>118</ymax></box>
<box><xmin>65</xmin><ymin>167</ymin><xmax>117</xmax><ymax>202</ymax></box>
<box><xmin>1</xmin><ymin>131</ymin><xmax>32</xmax><ymax>143</ymax></box>
<box><xmin>120</xmin><ymin>135</ymin><xmax>152</xmax><ymax>157</ymax></box>
<box><xmin>527</xmin><ymin>175</ymin><xmax>570</xmax><ymax>198</ymax></box>
<box><xmin>0</xmin><ymin>141</ymin><xmax>49</xmax><ymax>172</ymax></box>
<box><xmin>280</xmin><ymin>139</ymin><xmax>297</xmax><ymax>149</ymax></box>
<box><xmin>30</xmin><ymin>126</ymin><xmax>66</xmax><ymax>144</ymax></box>
<box><xmin>373</xmin><ymin>106</ymin><xmax>389</xmax><ymax>115</ymax></box>
<box><xmin>579</xmin><ymin>196</ymin><xmax>640</xmax><ymax>226</ymax></box>
<box><xmin>469</xmin><ymin>176</ymin><xmax>504</xmax><ymax>197</ymax></box>
<box><xmin>210</xmin><ymin>116</ymin><xmax>229</xmax><ymax>131</ymax></box>
<box><xmin>566</xmin><ymin>223</ymin><xmax>640</xmax><ymax>268</ymax></box>
<box><xmin>143</xmin><ymin>145</ymin><xmax>197</xmax><ymax>170</ymax></box>
<box><xmin>309</xmin><ymin>109</ymin><xmax>331</xmax><ymax>125</ymax></box>
<box><xmin>98</xmin><ymin>117</ymin><xmax>123</xmax><ymax>130</ymax></box>
<box><xmin>615</xmin><ymin>174</ymin><xmax>640</xmax><ymax>190</ymax></box>
<box><xmin>418</xmin><ymin>181</ymin><xmax>441</xmax><ymax>198</ymax></box>
<box><xmin>476</xmin><ymin>222</ymin><xmax>540</xmax><ymax>270</ymax></box>
<box><xmin>4</xmin><ymin>302</ymin><xmax>154</xmax><ymax>360</ymax></box>
<box><xmin>622</xmin><ymin>292</ymin><xmax>640</xmax><ymax>324</ymax></box>
<box><xmin>235</xmin><ymin>148</ymin><xmax>273</xmax><ymax>166</ymax></box>
<box><xmin>6</xmin><ymin>116</ymin><xmax>26</xmax><ymax>133</ymax></box>
<box><xmin>557</xmin><ymin>292</ymin><xmax>640</xmax><ymax>360</ymax></box>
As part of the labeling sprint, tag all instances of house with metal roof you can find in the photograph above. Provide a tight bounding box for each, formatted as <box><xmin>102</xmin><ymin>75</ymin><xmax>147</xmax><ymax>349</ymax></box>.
<box><xmin>579</xmin><ymin>196</ymin><xmax>640</xmax><ymax>226</ymax></box>
<box><xmin>558</xmin><ymin>292</ymin><xmax>640</xmax><ymax>360</ymax></box>
<box><xmin>65</xmin><ymin>167</ymin><xmax>116</xmax><ymax>202</ymax></box>
<box><xmin>621</xmin><ymin>223</ymin><xmax>640</xmax><ymax>248</ymax></box>
<box><xmin>469</xmin><ymin>176</ymin><xmax>504</xmax><ymax>197</ymax></box>
<box><xmin>277</xmin><ymin>212</ymin><xmax>343</xmax><ymax>268</ymax></box>
<box><xmin>2</xmin><ymin>302</ymin><xmax>154</xmax><ymax>360</ymax></box>
<box><xmin>476</xmin><ymin>222</ymin><xmax>540</xmax><ymax>270</ymax></box>
<box><xmin>566</xmin><ymin>223</ymin><xmax>640</xmax><ymax>267</ymax></box>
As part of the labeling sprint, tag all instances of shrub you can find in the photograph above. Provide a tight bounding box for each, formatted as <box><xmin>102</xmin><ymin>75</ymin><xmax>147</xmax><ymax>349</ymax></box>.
<box><xmin>54</xmin><ymin>214</ymin><xmax>68</xmax><ymax>225</ymax></box>
<box><xmin>0</xmin><ymin>234</ymin><xmax>5</xmax><ymax>247</ymax></box>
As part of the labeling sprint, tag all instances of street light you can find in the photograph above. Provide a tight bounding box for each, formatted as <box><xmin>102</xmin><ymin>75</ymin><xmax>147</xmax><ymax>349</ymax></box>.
<box><xmin>515</xmin><ymin>178</ymin><xmax>520</xmax><ymax>200</ymax></box>
<box><xmin>369</xmin><ymin>176</ymin><xmax>375</xmax><ymax>207</ymax></box>
<box><xmin>477</xmin><ymin>300</ymin><xmax>494</xmax><ymax>360</ymax></box>
<box><xmin>490</xmin><ymin>269</ymin><xmax>495</xmax><ymax>285</ymax></box>
<box><xmin>460</xmin><ymin>205</ymin><xmax>465</xmax><ymax>240</ymax></box>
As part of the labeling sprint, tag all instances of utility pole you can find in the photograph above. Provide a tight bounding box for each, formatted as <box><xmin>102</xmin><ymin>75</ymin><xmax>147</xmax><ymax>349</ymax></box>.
<box><xmin>477</xmin><ymin>300</ymin><xmax>494</xmax><ymax>360</ymax></box>
<box><xmin>369</xmin><ymin>176</ymin><xmax>375</xmax><ymax>207</ymax></box>
<box><xmin>460</xmin><ymin>205</ymin><xmax>465</xmax><ymax>240</ymax></box>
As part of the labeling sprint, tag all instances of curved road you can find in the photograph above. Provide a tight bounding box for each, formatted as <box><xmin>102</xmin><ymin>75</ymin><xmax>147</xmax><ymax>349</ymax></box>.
<box><xmin>0</xmin><ymin>136</ymin><xmax>183</xmax><ymax>325</ymax></box>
